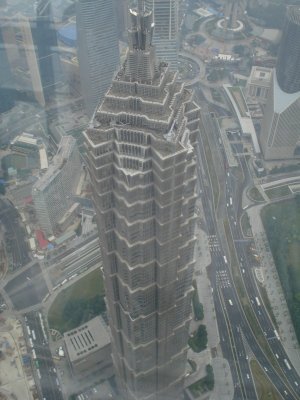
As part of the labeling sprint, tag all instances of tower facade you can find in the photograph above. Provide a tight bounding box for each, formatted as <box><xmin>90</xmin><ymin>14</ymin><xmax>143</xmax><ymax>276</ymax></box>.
<box><xmin>276</xmin><ymin>6</ymin><xmax>300</xmax><ymax>94</ymax></box>
<box><xmin>260</xmin><ymin>72</ymin><xmax>300</xmax><ymax>160</ymax></box>
<box><xmin>145</xmin><ymin>0</ymin><xmax>179</xmax><ymax>70</ymax></box>
<box><xmin>84</xmin><ymin>4</ymin><xmax>200</xmax><ymax>399</ymax></box>
<box><xmin>76</xmin><ymin>0</ymin><xmax>120</xmax><ymax>117</ymax></box>
<box><xmin>32</xmin><ymin>136</ymin><xmax>81</xmax><ymax>235</ymax></box>
<box><xmin>0</xmin><ymin>0</ymin><xmax>62</xmax><ymax>107</ymax></box>
<box><xmin>260</xmin><ymin>6</ymin><xmax>300</xmax><ymax>160</ymax></box>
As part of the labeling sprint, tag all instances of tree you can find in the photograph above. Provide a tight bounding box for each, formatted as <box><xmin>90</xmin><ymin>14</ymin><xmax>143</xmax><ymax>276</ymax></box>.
<box><xmin>205</xmin><ymin>364</ymin><xmax>215</xmax><ymax>390</ymax></box>
<box><xmin>233</xmin><ymin>45</ymin><xmax>247</xmax><ymax>56</ymax></box>
<box><xmin>195</xmin><ymin>324</ymin><xmax>208</xmax><ymax>350</ymax></box>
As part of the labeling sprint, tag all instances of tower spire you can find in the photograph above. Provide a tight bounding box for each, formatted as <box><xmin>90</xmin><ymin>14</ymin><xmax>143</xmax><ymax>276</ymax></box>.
<box><xmin>125</xmin><ymin>2</ymin><xmax>157</xmax><ymax>82</ymax></box>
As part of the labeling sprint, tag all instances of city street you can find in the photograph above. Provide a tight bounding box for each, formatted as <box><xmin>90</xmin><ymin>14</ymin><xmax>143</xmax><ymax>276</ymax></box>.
<box><xmin>196</xmin><ymin>106</ymin><xmax>300</xmax><ymax>399</ymax></box>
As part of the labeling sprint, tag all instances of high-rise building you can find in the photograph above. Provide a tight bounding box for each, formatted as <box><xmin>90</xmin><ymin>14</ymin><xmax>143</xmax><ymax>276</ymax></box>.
<box><xmin>84</xmin><ymin>4</ymin><xmax>200</xmax><ymax>399</ymax></box>
<box><xmin>32</xmin><ymin>136</ymin><xmax>81</xmax><ymax>236</ymax></box>
<box><xmin>276</xmin><ymin>6</ymin><xmax>300</xmax><ymax>94</ymax></box>
<box><xmin>0</xmin><ymin>24</ymin><xmax>15</xmax><ymax>113</ymax></box>
<box><xmin>76</xmin><ymin>0</ymin><xmax>120</xmax><ymax>117</ymax></box>
<box><xmin>31</xmin><ymin>0</ymin><xmax>62</xmax><ymax>101</ymax></box>
<box><xmin>223</xmin><ymin>0</ymin><xmax>247</xmax><ymax>30</ymax></box>
<box><xmin>260</xmin><ymin>6</ymin><xmax>300</xmax><ymax>160</ymax></box>
<box><xmin>145</xmin><ymin>0</ymin><xmax>179</xmax><ymax>70</ymax></box>
<box><xmin>0</xmin><ymin>0</ymin><xmax>62</xmax><ymax>107</ymax></box>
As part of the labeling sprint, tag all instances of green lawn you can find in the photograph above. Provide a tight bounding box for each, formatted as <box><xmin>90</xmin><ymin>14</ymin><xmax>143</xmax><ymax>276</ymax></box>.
<box><xmin>250</xmin><ymin>360</ymin><xmax>281</xmax><ymax>400</ymax></box>
<box><xmin>265</xmin><ymin>185</ymin><xmax>291</xmax><ymax>199</ymax></box>
<box><xmin>261</xmin><ymin>197</ymin><xmax>300</xmax><ymax>343</ymax></box>
<box><xmin>48</xmin><ymin>268</ymin><xmax>105</xmax><ymax>334</ymax></box>
<box><xmin>248</xmin><ymin>186</ymin><xmax>265</xmax><ymax>202</ymax></box>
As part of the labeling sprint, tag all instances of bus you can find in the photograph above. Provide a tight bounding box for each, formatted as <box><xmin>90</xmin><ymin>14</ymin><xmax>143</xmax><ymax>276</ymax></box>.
<box><xmin>274</xmin><ymin>329</ymin><xmax>280</xmax><ymax>340</ymax></box>
<box><xmin>223</xmin><ymin>256</ymin><xmax>228</xmax><ymax>264</ymax></box>
<box><xmin>31</xmin><ymin>330</ymin><xmax>36</xmax><ymax>341</ymax></box>
<box><xmin>229</xmin><ymin>197</ymin><xmax>233</xmax><ymax>206</ymax></box>
<box><xmin>32</xmin><ymin>349</ymin><xmax>37</xmax><ymax>359</ymax></box>
<box><xmin>242</xmin><ymin>205</ymin><xmax>249</xmax><ymax>210</ymax></box>
<box><xmin>255</xmin><ymin>297</ymin><xmax>261</xmax><ymax>306</ymax></box>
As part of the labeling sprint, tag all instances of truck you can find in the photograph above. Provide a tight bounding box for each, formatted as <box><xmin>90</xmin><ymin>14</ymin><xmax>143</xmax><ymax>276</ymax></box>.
<box><xmin>255</xmin><ymin>297</ymin><xmax>261</xmax><ymax>306</ymax></box>
<box><xmin>31</xmin><ymin>330</ymin><xmax>36</xmax><ymax>341</ymax></box>
<box><xmin>229</xmin><ymin>197</ymin><xmax>233</xmax><ymax>206</ymax></box>
<box><xmin>223</xmin><ymin>256</ymin><xmax>228</xmax><ymax>264</ymax></box>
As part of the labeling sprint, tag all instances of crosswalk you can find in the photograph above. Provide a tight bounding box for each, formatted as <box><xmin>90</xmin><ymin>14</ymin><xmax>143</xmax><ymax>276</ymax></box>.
<box><xmin>216</xmin><ymin>270</ymin><xmax>231</xmax><ymax>288</ymax></box>
<box><xmin>208</xmin><ymin>234</ymin><xmax>219</xmax><ymax>251</ymax></box>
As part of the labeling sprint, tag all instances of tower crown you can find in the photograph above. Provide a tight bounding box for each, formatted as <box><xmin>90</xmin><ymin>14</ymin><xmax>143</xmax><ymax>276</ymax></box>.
<box><xmin>125</xmin><ymin>3</ymin><xmax>157</xmax><ymax>83</ymax></box>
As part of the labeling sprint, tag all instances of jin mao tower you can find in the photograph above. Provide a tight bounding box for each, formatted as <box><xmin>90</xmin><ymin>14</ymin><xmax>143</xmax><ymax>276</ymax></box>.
<box><xmin>84</xmin><ymin>2</ymin><xmax>200</xmax><ymax>399</ymax></box>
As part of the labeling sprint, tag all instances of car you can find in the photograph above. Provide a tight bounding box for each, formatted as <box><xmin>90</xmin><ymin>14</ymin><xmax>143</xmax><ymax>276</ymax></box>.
<box><xmin>264</xmin><ymin>367</ymin><xmax>268</xmax><ymax>372</ymax></box>
<box><xmin>246</xmin><ymin>374</ymin><xmax>250</xmax><ymax>379</ymax></box>
<box><xmin>295</xmin><ymin>381</ymin><xmax>299</xmax><ymax>387</ymax></box>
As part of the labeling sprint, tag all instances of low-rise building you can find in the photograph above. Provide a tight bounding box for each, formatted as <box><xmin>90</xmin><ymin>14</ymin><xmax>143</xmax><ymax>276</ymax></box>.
<box><xmin>246</xmin><ymin>66</ymin><xmax>273</xmax><ymax>105</ymax></box>
<box><xmin>64</xmin><ymin>316</ymin><xmax>113</xmax><ymax>378</ymax></box>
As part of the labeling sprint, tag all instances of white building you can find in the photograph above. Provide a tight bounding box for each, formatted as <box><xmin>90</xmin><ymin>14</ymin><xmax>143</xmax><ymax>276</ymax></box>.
<box><xmin>32</xmin><ymin>136</ymin><xmax>81</xmax><ymax>236</ymax></box>
<box><xmin>246</xmin><ymin>66</ymin><xmax>273</xmax><ymax>105</ymax></box>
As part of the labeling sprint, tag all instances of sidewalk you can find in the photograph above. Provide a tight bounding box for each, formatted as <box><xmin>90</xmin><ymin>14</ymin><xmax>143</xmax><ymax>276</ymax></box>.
<box><xmin>247</xmin><ymin>205</ymin><xmax>300</xmax><ymax>374</ymax></box>
<box><xmin>185</xmin><ymin>199</ymin><xmax>234</xmax><ymax>399</ymax></box>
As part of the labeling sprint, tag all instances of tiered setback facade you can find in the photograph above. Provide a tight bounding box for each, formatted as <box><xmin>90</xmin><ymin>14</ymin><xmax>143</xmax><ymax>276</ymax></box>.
<box><xmin>84</xmin><ymin>7</ymin><xmax>200</xmax><ymax>400</ymax></box>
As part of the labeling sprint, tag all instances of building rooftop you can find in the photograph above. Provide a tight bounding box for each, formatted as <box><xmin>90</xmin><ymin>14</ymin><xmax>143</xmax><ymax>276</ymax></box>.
<box><xmin>249</xmin><ymin>66</ymin><xmax>272</xmax><ymax>87</ymax></box>
<box><xmin>64</xmin><ymin>316</ymin><xmax>110</xmax><ymax>363</ymax></box>
<box><xmin>33</xmin><ymin>136</ymin><xmax>76</xmax><ymax>191</ymax></box>
<box><xmin>223</xmin><ymin>84</ymin><xmax>261</xmax><ymax>155</ymax></box>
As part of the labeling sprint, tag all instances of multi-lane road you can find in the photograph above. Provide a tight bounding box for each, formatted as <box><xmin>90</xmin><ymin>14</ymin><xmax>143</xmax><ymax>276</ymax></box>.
<box><xmin>196</xmin><ymin>107</ymin><xmax>300</xmax><ymax>399</ymax></box>
<box><xmin>25</xmin><ymin>311</ymin><xmax>63</xmax><ymax>400</ymax></box>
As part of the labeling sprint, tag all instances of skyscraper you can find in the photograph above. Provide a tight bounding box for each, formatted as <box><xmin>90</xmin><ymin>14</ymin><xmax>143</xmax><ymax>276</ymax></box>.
<box><xmin>32</xmin><ymin>136</ymin><xmax>81</xmax><ymax>236</ymax></box>
<box><xmin>0</xmin><ymin>0</ymin><xmax>62</xmax><ymax>107</ymax></box>
<box><xmin>145</xmin><ymin>0</ymin><xmax>179</xmax><ymax>70</ymax></box>
<box><xmin>31</xmin><ymin>0</ymin><xmax>62</xmax><ymax>101</ymax></box>
<box><xmin>260</xmin><ymin>6</ymin><xmax>300</xmax><ymax>160</ymax></box>
<box><xmin>0</xmin><ymin>25</ymin><xmax>15</xmax><ymax>112</ymax></box>
<box><xmin>76</xmin><ymin>0</ymin><xmax>120</xmax><ymax>117</ymax></box>
<box><xmin>276</xmin><ymin>5</ymin><xmax>300</xmax><ymax>94</ymax></box>
<box><xmin>84</xmin><ymin>3</ymin><xmax>200</xmax><ymax>399</ymax></box>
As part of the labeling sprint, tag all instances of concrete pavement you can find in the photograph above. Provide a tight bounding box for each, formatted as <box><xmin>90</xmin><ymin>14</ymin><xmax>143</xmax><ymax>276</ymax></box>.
<box><xmin>185</xmin><ymin>198</ymin><xmax>234</xmax><ymax>399</ymax></box>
